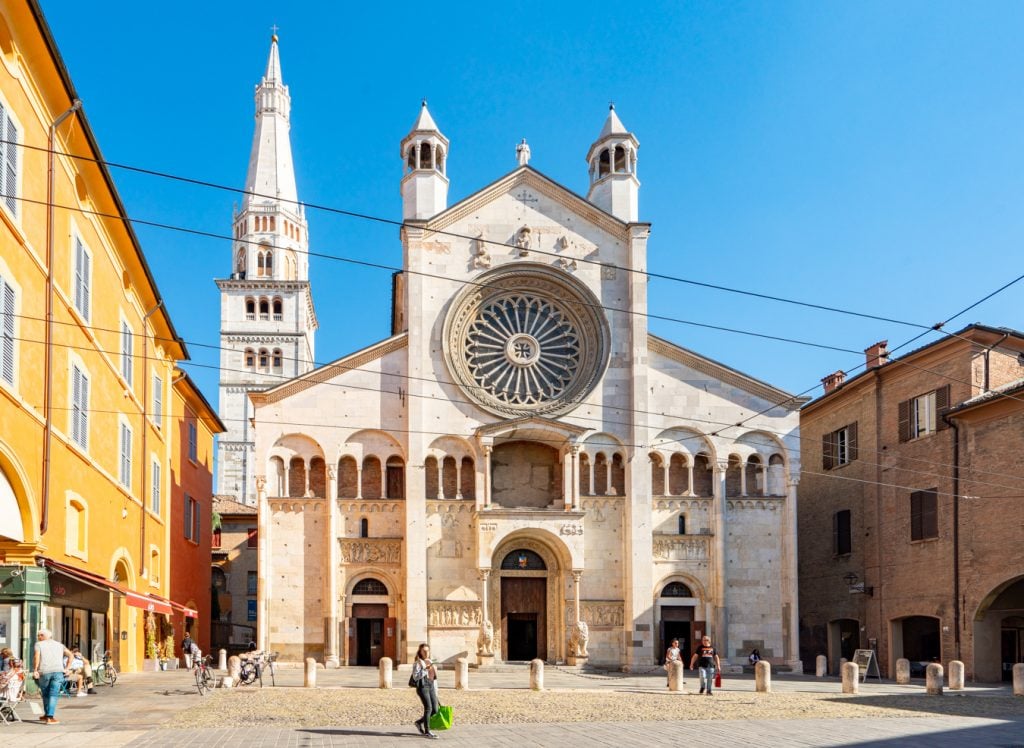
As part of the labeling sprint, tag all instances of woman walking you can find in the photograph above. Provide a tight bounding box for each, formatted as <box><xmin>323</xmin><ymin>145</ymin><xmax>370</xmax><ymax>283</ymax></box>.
<box><xmin>412</xmin><ymin>643</ymin><xmax>439</xmax><ymax>739</ymax></box>
<box><xmin>664</xmin><ymin>638</ymin><xmax>682</xmax><ymax>687</ymax></box>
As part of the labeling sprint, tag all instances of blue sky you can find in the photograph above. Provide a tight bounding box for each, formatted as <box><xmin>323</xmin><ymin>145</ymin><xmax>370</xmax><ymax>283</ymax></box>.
<box><xmin>41</xmin><ymin>1</ymin><xmax>1024</xmax><ymax>406</ymax></box>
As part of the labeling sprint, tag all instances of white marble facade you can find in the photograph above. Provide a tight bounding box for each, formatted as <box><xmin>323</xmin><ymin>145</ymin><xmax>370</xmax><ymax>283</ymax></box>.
<box><xmin>245</xmin><ymin>89</ymin><xmax>803</xmax><ymax>669</ymax></box>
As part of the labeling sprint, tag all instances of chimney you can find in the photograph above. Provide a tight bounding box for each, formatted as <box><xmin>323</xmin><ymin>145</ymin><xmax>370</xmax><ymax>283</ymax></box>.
<box><xmin>821</xmin><ymin>370</ymin><xmax>846</xmax><ymax>394</ymax></box>
<box><xmin>865</xmin><ymin>340</ymin><xmax>890</xmax><ymax>370</ymax></box>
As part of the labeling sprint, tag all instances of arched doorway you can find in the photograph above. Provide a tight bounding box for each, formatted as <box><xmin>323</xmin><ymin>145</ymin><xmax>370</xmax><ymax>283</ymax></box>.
<box><xmin>828</xmin><ymin>618</ymin><xmax>860</xmax><ymax>675</ymax></box>
<box><xmin>656</xmin><ymin>581</ymin><xmax>699</xmax><ymax>664</ymax></box>
<box><xmin>111</xmin><ymin>558</ymin><xmax>132</xmax><ymax>671</ymax></box>
<box><xmin>973</xmin><ymin>575</ymin><xmax>1024</xmax><ymax>682</ymax></box>
<box><xmin>490</xmin><ymin>536</ymin><xmax>568</xmax><ymax>663</ymax></box>
<box><xmin>347</xmin><ymin>577</ymin><xmax>395</xmax><ymax>666</ymax></box>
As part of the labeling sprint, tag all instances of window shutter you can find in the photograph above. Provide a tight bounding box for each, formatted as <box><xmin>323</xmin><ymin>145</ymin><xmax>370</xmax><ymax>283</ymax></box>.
<box><xmin>848</xmin><ymin>422</ymin><xmax>858</xmax><ymax>462</ymax></box>
<box><xmin>822</xmin><ymin>432</ymin><xmax>835</xmax><ymax>470</ymax></box>
<box><xmin>898</xmin><ymin>399</ymin><xmax>911</xmax><ymax>442</ymax></box>
<box><xmin>80</xmin><ymin>372</ymin><xmax>89</xmax><ymax>449</ymax></box>
<box><xmin>184</xmin><ymin>495</ymin><xmax>192</xmax><ymax>540</ymax></box>
<box><xmin>910</xmin><ymin>491</ymin><xmax>922</xmax><ymax>541</ymax></box>
<box><xmin>71</xmin><ymin>366</ymin><xmax>81</xmax><ymax>444</ymax></box>
<box><xmin>832</xmin><ymin>511</ymin><xmax>839</xmax><ymax>554</ymax></box>
<box><xmin>935</xmin><ymin>385</ymin><xmax>951</xmax><ymax>430</ymax></box>
<box><xmin>74</xmin><ymin>240</ymin><xmax>84</xmax><ymax>313</ymax></box>
<box><xmin>1</xmin><ymin>280</ymin><xmax>14</xmax><ymax>384</ymax></box>
<box><xmin>4</xmin><ymin>114</ymin><xmax>16</xmax><ymax>215</ymax></box>
<box><xmin>922</xmin><ymin>489</ymin><xmax>938</xmax><ymax>538</ymax></box>
<box><xmin>193</xmin><ymin>502</ymin><xmax>201</xmax><ymax>542</ymax></box>
<box><xmin>153</xmin><ymin>374</ymin><xmax>162</xmax><ymax>423</ymax></box>
<box><xmin>81</xmin><ymin>250</ymin><xmax>90</xmax><ymax>320</ymax></box>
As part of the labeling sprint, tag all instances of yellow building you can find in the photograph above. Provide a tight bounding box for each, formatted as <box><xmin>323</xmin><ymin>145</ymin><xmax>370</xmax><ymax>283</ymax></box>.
<box><xmin>0</xmin><ymin>0</ymin><xmax>194</xmax><ymax>672</ymax></box>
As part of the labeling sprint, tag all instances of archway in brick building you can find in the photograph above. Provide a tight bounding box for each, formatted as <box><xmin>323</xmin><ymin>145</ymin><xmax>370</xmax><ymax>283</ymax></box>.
<box><xmin>973</xmin><ymin>575</ymin><xmax>1024</xmax><ymax>682</ymax></box>
<box><xmin>890</xmin><ymin>615</ymin><xmax>940</xmax><ymax>678</ymax></box>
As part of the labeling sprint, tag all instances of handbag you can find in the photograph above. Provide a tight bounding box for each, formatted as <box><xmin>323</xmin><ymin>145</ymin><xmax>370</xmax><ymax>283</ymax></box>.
<box><xmin>408</xmin><ymin>673</ymin><xmax>418</xmax><ymax>688</ymax></box>
<box><xmin>429</xmin><ymin>705</ymin><xmax>453</xmax><ymax>731</ymax></box>
<box><xmin>714</xmin><ymin>672</ymin><xmax>722</xmax><ymax>688</ymax></box>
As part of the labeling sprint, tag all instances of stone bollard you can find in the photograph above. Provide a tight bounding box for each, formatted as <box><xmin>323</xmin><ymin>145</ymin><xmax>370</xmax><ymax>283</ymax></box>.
<box><xmin>304</xmin><ymin>657</ymin><xmax>317</xmax><ymax>688</ymax></box>
<box><xmin>755</xmin><ymin>660</ymin><xmax>771</xmax><ymax>693</ymax></box>
<box><xmin>1013</xmin><ymin>663</ymin><xmax>1024</xmax><ymax>696</ymax></box>
<box><xmin>227</xmin><ymin>655</ymin><xmax>241</xmax><ymax>682</ymax></box>
<box><xmin>221</xmin><ymin>676</ymin><xmax>234</xmax><ymax>688</ymax></box>
<box><xmin>530</xmin><ymin>658</ymin><xmax>544</xmax><ymax>691</ymax></box>
<box><xmin>815</xmin><ymin>655</ymin><xmax>827</xmax><ymax>677</ymax></box>
<box><xmin>895</xmin><ymin>658</ymin><xmax>911</xmax><ymax>685</ymax></box>
<box><xmin>949</xmin><ymin>660</ymin><xmax>964</xmax><ymax>690</ymax></box>
<box><xmin>378</xmin><ymin>657</ymin><xmax>393</xmax><ymax>689</ymax></box>
<box><xmin>668</xmin><ymin>660</ymin><xmax>684</xmax><ymax>692</ymax></box>
<box><xmin>455</xmin><ymin>658</ymin><xmax>469</xmax><ymax>690</ymax></box>
<box><xmin>218</xmin><ymin>648</ymin><xmax>227</xmax><ymax>671</ymax></box>
<box><xmin>841</xmin><ymin>662</ymin><xmax>859</xmax><ymax>694</ymax></box>
<box><xmin>926</xmin><ymin>663</ymin><xmax>943</xmax><ymax>695</ymax></box>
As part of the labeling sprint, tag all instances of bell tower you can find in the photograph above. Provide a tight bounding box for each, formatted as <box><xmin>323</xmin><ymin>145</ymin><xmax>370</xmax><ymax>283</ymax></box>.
<box><xmin>585</xmin><ymin>105</ymin><xmax>640</xmax><ymax>222</ymax></box>
<box><xmin>215</xmin><ymin>34</ymin><xmax>318</xmax><ymax>504</ymax></box>
<box><xmin>400</xmin><ymin>101</ymin><xmax>449</xmax><ymax>220</ymax></box>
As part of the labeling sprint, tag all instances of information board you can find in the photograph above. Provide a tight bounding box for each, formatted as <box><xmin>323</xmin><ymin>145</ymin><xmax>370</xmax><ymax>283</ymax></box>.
<box><xmin>852</xmin><ymin>649</ymin><xmax>881</xmax><ymax>681</ymax></box>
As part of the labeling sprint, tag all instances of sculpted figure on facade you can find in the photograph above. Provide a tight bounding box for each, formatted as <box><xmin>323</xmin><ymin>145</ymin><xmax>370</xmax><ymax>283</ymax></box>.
<box><xmin>340</xmin><ymin>539</ymin><xmax>401</xmax><ymax>565</ymax></box>
<box><xmin>568</xmin><ymin>619</ymin><xmax>589</xmax><ymax>658</ymax></box>
<box><xmin>515</xmin><ymin>226</ymin><xmax>532</xmax><ymax>256</ymax></box>
<box><xmin>477</xmin><ymin>618</ymin><xmax>495</xmax><ymax>656</ymax></box>
<box><xmin>472</xmin><ymin>232</ymin><xmax>491</xmax><ymax>269</ymax></box>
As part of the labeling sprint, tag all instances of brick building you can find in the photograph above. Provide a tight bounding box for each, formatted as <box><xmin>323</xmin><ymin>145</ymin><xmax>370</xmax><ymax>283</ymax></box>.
<box><xmin>798</xmin><ymin>324</ymin><xmax>1024</xmax><ymax>681</ymax></box>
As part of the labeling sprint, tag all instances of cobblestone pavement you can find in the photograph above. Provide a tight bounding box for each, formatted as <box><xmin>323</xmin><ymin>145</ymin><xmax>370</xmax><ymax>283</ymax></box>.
<box><xmin>4</xmin><ymin>668</ymin><xmax>1021</xmax><ymax>747</ymax></box>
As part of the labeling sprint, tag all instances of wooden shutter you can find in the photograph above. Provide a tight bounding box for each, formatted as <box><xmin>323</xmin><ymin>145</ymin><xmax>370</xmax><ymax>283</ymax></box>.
<box><xmin>81</xmin><ymin>249</ymin><xmax>90</xmax><ymax>320</ymax></box>
<box><xmin>898</xmin><ymin>399</ymin><xmax>911</xmax><ymax>442</ymax></box>
<box><xmin>4</xmin><ymin>114</ymin><xmax>16</xmax><ymax>215</ymax></box>
<box><xmin>153</xmin><ymin>374</ymin><xmax>162</xmax><ymax>424</ymax></box>
<box><xmin>1</xmin><ymin>279</ymin><xmax>14</xmax><ymax>384</ymax></box>
<box><xmin>922</xmin><ymin>489</ymin><xmax>938</xmax><ymax>538</ymax></box>
<box><xmin>74</xmin><ymin>240</ymin><xmax>84</xmax><ymax>313</ymax></box>
<box><xmin>910</xmin><ymin>491</ymin><xmax>922</xmax><ymax>540</ymax></box>
<box><xmin>832</xmin><ymin>511</ymin><xmax>839</xmax><ymax>553</ymax></box>
<box><xmin>184</xmin><ymin>496</ymin><xmax>192</xmax><ymax>540</ymax></box>
<box><xmin>822</xmin><ymin>432</ymin><xmax>835</xmax><ymax>470</ymax></box>
<box><xmin>848</xmin><ymin>422</ymin><xmax>859</xmax><ymax>462</ymax></box>
<box><xmin>935</xmin><ymin>385</ymin><xmax>951</xmax><ymax>430</ymax></box>
<box><xmin>71</xmin><ymin>366</ymin><xmax>81</xmax><ymax>444</ymax></box>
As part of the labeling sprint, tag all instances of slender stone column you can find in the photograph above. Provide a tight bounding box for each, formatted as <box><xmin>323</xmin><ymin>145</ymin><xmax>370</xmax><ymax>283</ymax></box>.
<box><xmin>739</xmin><ymin>461</ymin><xmax>747</xmax><ymax>497</ymax></box>
<box><xmin>711</xmin><ymin>463</ymin><xmax>728</xmax><ymax>649</ymax></box>
<box><xmin>255</xmin><ymin>475</ymin><xmax>270</xmax><ymax>652</ymax></box>
<box><xmin>325</xmin><ymin>466</ymin><xmax>340</xmax><ymax>667</ymax></box>
<box><xmin>477</xmin><ymin>569</ymin><xmax>494</xmax><ymax>666</ymax></box>
<box><xmin>662</xmin><ymin>462</ymin><xmax>670</xmax><ymax>496</ymax></box>
<box><xmin>686</xmin><ymin>463</ymin><xmax>694</xmax><ymax>497</ymax></box>
<box><xmin>355</xmin><ymin>465</ymin><xmax>363</xmax><ymax>499</ymax></box>
<box><xmin>283</xmin><ymin>466</ymin><xmax>290</xmax><ymax>497</ymax></box>
<box><xmin>562</xmin><ymin>451</ymin><xmax>573</xmax><ymax>510</ymax></box>
<box><xmin>782</xmin><ymin>477</ymin><xmax>802</xmax><ymax>670</ymax></box>
<box><xmin>304</xmin><ymin>458</ymin><xmax>311</xmax><ymax>496</ymax></box>
<box><xmin>588</xmin><ymin>460</ymin><xmax>595</xmax><ymax>497</ymax></box>
<box><xmin>571</xmin><ymin>446</ymin><xmax>580</xmax><ymax>510</ymax></box>
<box><xmin>436</xmin><ymin>459</ymin><xmax>442</xmax><ymax>500</ymax></box>
<box><xmin>455</xmin><ymin>461</ymin><xmax>463</xmax><ymax>500</ymax></box>
<box><xmin>483</xmin><ymin>446</ymin><xmax>492</xmax><ymax>509</ymax></box>
<box><xmin>380</xmin><ymin>461</ymin><xmax>387</xmax><ymax>499</ymax></box>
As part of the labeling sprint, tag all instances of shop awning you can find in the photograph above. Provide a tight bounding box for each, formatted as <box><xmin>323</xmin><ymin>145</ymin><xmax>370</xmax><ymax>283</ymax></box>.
<box><xmin>39</xmin><ymin>558</ymin><xmax>187</xmax><ymax>617</ymax></box>
<box><xmin>151</xmin><ymin>593</ymin><xmax>198</xmax><ymax>619</ymax></box>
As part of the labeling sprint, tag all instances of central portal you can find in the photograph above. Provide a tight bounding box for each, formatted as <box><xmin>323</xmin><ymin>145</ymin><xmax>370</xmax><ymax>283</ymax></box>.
<box><xmin>501</xmin><ymin>577</ymin><xmax>547</xmax><ymax>661</ymax></box>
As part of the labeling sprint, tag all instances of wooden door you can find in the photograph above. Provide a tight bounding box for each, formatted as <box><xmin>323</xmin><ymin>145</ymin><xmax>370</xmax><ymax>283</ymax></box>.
<box><xmin>501</xmin><ymin>577</ymin><xmax>547</xmax><ymax>661</ymax></box>
<box><xmin>346</xmin><ymin>618</ymin><xmax>356</xmax><ymax>666</ymax></box>
<box><xmin>384</xmin><ymin>617</ymin><xmax>397</xmax><ymax>661</ymax></box>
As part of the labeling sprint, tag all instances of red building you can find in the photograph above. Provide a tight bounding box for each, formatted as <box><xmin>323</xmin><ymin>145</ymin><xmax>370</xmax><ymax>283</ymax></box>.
<box><xmin>169</xmin><ymin>372</ymin><xmax>225</xmax><ymax>656</ymax></box>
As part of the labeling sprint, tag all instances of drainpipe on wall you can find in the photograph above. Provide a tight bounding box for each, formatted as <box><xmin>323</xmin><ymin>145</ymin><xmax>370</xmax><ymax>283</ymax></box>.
<box><xmin>41</xmin><ymin>99</ymin><xmax>82</xmax><ymax>535</ymax></box>
<box><xmin>948</xmin><ymin>416</ymin><xmax>961</xmax><ymax>662</ymax></box>
<box><xmin>139</xmin><ymin>302</ymin><xmax>163</xmax><ymax>578</ymax></box>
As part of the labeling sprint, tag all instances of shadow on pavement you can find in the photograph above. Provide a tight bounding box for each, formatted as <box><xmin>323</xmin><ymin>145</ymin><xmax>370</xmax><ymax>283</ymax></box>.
<box><xmin>300</xmin><ymin>727</ymin><xmax>419</xmax><ymax>738</ymax></box>
<box><xmin>821</xmin><ymin>692</ymin><xmax>1024</xmax><ymax>719</ymax></box>
<box><xmin>831</xmin><ymin>717</ymin><xmax>1024</xmax><ymax>748</ymax></box>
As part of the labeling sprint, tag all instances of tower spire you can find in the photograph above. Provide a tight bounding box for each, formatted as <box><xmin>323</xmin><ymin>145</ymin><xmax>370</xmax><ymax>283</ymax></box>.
<box><xmin>244</xmin><ymin>34</ymin><xmax>297</xmax><ymax>208</ymax></box>
<box><xmin>585</xmin><ymin>105</ymin><xmax>640</xmax><ymax>222</ymax></box>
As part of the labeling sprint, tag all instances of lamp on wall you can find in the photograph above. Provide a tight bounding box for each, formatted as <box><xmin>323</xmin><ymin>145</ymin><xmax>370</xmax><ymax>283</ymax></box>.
<box><xmin>843</xmin><ymin>572</ymin><xmax>873</xmax><ymax>597</ymax></box>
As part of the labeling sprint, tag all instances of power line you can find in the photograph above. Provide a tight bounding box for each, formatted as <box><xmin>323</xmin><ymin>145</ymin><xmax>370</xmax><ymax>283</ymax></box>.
<box><xmin>3</xmin><ymin>137</ymin><xmax>936</xmax><ymax>331</ymax></box>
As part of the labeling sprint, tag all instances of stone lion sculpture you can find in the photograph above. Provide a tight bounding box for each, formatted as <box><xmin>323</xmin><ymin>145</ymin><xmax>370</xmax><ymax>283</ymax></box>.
<box><xmin>477</xmin><ymin>619</ymin><xmax>494</xmax><ymax>656</ymax></box>
<box><xmin>568</xmin><ymin>620</ymin><xmax>589</xmax><ymax>658</ymax></box>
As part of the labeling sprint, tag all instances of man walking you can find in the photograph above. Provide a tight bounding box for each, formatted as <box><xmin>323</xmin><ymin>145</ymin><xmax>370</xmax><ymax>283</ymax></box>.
<box><xmin>33</xmin><ymin>629</ymin><xmax>72</xmax><ymax>724</ymax></box>
<box><xmin>689</xmin><ymin>634</ymin><xmax>721</xmax><ymax>696</ymax></box>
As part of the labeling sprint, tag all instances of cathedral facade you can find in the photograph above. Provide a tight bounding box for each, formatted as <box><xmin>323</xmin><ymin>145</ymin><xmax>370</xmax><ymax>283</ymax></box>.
<box><xmin>235</xmin><ymin>39</ymin><xmax>804</xmax><ymax>670</ymax></box>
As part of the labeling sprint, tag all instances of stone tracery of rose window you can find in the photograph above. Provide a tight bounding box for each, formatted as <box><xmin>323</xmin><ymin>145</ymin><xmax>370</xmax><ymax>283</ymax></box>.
<box><xmin>444</xmin><ymin>264</ymin><xmax>609</xmax><ymax>417</ymax></box>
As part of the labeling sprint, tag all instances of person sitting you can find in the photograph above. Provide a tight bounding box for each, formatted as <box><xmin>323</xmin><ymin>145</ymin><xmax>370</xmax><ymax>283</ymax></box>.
<box><xmin>66</xmin><ymin>648</ymin><xmax>88</xmax><ymax>697</ymax></box>
<box><xmin>0</xmin><ymin>648</ymin><xmax>11</xmax><ymax>672</ymax></box>
<box><xmin>749</xmin><ymin>648</ymin><xmax>761</xmax><ymax>665</ymax></box>
<box><xmin>0</xmin><ymin>658</ymin><xmax>25</xmax><ymax>701</ymax></box>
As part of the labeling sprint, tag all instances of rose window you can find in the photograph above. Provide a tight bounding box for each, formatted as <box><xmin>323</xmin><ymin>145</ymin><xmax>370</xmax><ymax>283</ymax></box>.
<box><xmin>444</xmin><ymin>265</ymin><xmax>609</xmax><ymax>417</ymax></box>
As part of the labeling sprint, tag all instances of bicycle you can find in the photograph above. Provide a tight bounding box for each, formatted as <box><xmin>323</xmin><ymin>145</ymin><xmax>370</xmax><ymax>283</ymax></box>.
<box><xmin>193</xmin><ymin>655</ymin><xmax>214</xmax><ymax>695</ymax></box>
<box><xmin>238</xmin><ymin>650</ymin><xmax>278</xmax><ymax>687</ymax></box>
<box><xmin>93</xmin><ymin>650</ymin><xmax>117</xmax><ymax>687</ymax></box>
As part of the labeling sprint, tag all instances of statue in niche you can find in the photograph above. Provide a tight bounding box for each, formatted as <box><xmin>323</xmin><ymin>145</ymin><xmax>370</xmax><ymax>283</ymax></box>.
<box><xmin>515</xmin><ymin>226</ymin><xmax>532</xmax><ymax>256</ymax></box>
<box><xmin>472</xmin><ymin>231</ymin><xmax>491</xmax><ymax>269</ymax></box>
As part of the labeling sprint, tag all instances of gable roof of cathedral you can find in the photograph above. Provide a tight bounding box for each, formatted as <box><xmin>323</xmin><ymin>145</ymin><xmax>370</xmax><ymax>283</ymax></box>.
<box><xmin>422</xmin><ymin>165</ymin><xmax>647</xmax><ymax>236</ymax></box>
<box><xmin>648</xmin><ymin>334</ymin><xmax>807</xmax><ymax>411</ymax></box>
<box><xmin>249</xmin><ymin>332</ymin><xmax>409</xmax><ymax>406</ymax></box>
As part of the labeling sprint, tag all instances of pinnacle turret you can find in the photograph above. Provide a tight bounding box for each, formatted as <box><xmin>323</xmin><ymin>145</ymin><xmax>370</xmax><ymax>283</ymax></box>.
<box><xmin>585</xmin><ymin>105</ymin><xmax>640</xmax><ymax>222</ymax></box>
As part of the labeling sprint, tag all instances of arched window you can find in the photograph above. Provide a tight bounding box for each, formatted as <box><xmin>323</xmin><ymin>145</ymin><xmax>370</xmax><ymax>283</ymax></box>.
<box><xmin>661</xmin><ymin>582</ymin><xmax>693</xmax><ymax>598</ymax></box>
<box><xmin>669</xmin><ymin>454</ymin><xmax>688</xmax><ymax>496</ymax></box>
<box><xmin>500</xmin><ymin>549</ymin><xmax>546</xmax><ymax>570</ymax></box>
<box><xmin>385</xmin><ymin>456</ymin><xmax>405</xmax><ymax>499</ymax></box>
<box><xmin>746</xmin><ymin>455</ymin><xmax>763</xmax><ymax>496</ymax></box>
<box><xmin>598</xmin><ymin>148</ymin><xmax>610</xmax><ymax>177</ymax></box>
<box><xmin>650</xmin><ymin>453</ymin><xmax>664</xmax><ymax>495</ymax></box>
<box><xmin>272</xmin><ymin>349</ymin><xmax>282</xmax><ymax>370</ymax></box>
<box><xmin>362</xmin><ymin>456</ymin><xmax>382</xmax><ymax>499</ymax></box>
<box><xmin>244</xmin><ymin>348</ymin><xmax>255</xmax><ymax>369</ymax></box>
<box><xmin>360</xmin><ymin>518</ymin><xmax>368</xmax><ymax>538</ymax></box>
<box><xmin>265</xmin><ymin>249</ymin><xmax>273</xmax><ymax>275</ymax></box>
<box><xmin>421</xmin><ymin>142</ymin><xmax>433</xmax><ymax>169</ymax></box>
<box><xmin>693</xmin><ymin>454</ymin><xmax>713</xmax><ymax>496</ymax></box>
<box><xmin>460</xmin><ymin>456</ymin><xmax>474</xmax><ymax>500</ymax></box>
<box><xmin>259</xmin><ymin>299</ymin><xmax>269</xmax><ymax>320</ymax></box>
<box><xmin>614</xmin><ymin>145</ymin><xmax>626</xmax><ymax>172</ymax></box>
<box><xmin>352</xmin><ymin>578</ymin><xmax>388</xmax><ymax>595</ymax></box>
<box><xmin>442</xmin><ymin>456</ymin><xmax>457</xmax><ymax>499</ymax></box>
<box><xmin>611</xmin><ymin>453</ymin><xmax>625</xmax><ymax>495</ymax></box>
<box><xmin>407</xmin><ymin>147</ymin><xmax>416</xmax><ymax>173</ymax></box>
<box><xmin>245</xmin><ymin>298</ymin><xmax>255</xmax><ymax>319</ymax></box>
<box><xmin>288</xmin><ymin>457</ymin><xmax>305</xmax><ymax>497</ymax></box>
<box><xmin>579</xmin><ymin>453</ymin><xmax>591</xmax><ymax>495</ymax></box>
<box><xmin>424</xmin><ymin>456</ymin><xmax>439</xmax><ymax>499</ymax></box>
<box><xmin>436</xmin><ymin>147</ymin><xmax>445</xmax><ymax>175</ymax></box>
<box><xmin>678</xmin><ymin>515</ymin><xmax>687</xmax><ymax>535</ymax></box>
<box><xmin>272</xmin><ymin>298</ymin><xmax>283</xmax><ymax>320</ymax></box>
<box><xmin>338</xmin><ymin>456</ymin><xmax>358</xmax><ymax>498</ymax></box>
<box><xmin>594</xmin><ymin>453</ymin><xmax>608</xmax><ymax>495</ymax></box>
<box><xmin>236</xmin><ymin>249</ymin><xmax>245</xmax><ymax>275</ymax></box>
<box><xmin>309</xmin><ymin>457</ymin><xmax>326</xmax><ymax>498</ymax></box>
<box><xmin>269</xmin><ymin>216</ymin><xmax>276</xmax><ymax>232</ymax></box>
<box><xmin>258</xmin><ymin>349</ymin><xmax>269</xmax><ymax>369</ymax></box>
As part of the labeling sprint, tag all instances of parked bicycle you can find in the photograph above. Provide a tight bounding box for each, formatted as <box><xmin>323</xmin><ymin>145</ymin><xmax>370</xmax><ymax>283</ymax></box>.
<box><xmin>194</xmin><ymin>655</ymin><xmax>214</xmax><ymax>696</ymax></box>
<box><xmin>237</xmin><ymin>650</ymin><xmax>277</xmax><ymax>688</ymax></box>
<box><xmin>93</xmin><ymin>650</ymin><xmax>117</xmax><ymax>687</ymax></box>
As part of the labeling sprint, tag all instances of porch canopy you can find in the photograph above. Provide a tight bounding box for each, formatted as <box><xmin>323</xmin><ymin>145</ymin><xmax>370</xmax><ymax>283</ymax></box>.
<box><xmin>38</xmin><ymin>558</ymin><xmax>190</xmax><ymax>616</ymax></box>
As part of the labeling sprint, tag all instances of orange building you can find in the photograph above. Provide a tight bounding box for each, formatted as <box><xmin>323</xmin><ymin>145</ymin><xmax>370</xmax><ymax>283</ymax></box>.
<box><xmin>0</xmin><ymin>0</ymin><xmax>199</xmax><ymax>673</ymax></box>
<box><xmin>169</xmin><ymin>372</ymin><xmax>224</xmax><ymax>656</ymax></box>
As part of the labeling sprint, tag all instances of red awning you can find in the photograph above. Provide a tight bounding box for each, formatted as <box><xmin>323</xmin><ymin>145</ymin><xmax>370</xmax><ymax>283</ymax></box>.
<box><xmin>41</xmin><ymin>558</ymin><xmax>189</xmax><ymax>617</ymax></box>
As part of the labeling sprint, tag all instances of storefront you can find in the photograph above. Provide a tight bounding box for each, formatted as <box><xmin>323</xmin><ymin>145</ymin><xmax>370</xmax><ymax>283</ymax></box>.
<box><xmin>43</xmin><ymin>572</ymin><xmax>109</xmax><ymax>663</ymax></box>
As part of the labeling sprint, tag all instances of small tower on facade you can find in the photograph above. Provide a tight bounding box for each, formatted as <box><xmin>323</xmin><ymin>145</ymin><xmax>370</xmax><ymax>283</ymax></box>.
<box><xmin>401</xmin><ymin>101</ymin><xmax>449</xmax><ymax>220</ymax></box>
<box><xmin>215</xmin><ymin>34</ymin><xmax>318</xmax><ymax>504</ymax></box>
<box><xmin>585</xmin><ymin>105</ymin><xmax>640</xmax><ymax>222</ymax></box>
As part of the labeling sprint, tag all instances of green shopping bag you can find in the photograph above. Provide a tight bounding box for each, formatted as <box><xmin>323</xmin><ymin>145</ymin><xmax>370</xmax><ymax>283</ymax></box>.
<box><xmin>429</xmin><ymin>705</ymin><xmax>453</xmax><ymax>731</ymax></box>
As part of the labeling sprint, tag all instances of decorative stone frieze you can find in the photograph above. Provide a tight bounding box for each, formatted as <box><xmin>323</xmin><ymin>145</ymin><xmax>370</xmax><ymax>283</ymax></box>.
<box><xmin>565</xmin><ymin>601</ymin><xmax>624</xmax><ymax>628</ymax></box>
<box><xmin>339</xmin><ymin>538</ymin><xmax>401</xmax><ymax>565</ymax></box>
<box><xmin>652</xmin><ymin>536</ymin><xmax>710</xmax><ymax>562</ymax></box>
<box><xmin>428</xmin><ymin>601</ymin><xmax>483</xmax><ymax>628</ymax></box>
